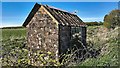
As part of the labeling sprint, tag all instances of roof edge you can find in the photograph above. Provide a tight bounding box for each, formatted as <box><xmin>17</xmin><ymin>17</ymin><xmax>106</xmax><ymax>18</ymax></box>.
<box><xmin>22</xmin><ymin>3</ymin><xmax>40</xmax><ymax>27</ymax></box>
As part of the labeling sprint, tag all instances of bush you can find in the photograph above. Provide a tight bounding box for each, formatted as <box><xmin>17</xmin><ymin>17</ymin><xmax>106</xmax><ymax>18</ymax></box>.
<box><xmin>103</xmin><ymin>22</ymin><xmax>111</xmax><ymax>29</ymax></box>
<box><xmin>103</xmin><ymin>10</ymin><xmax>120</xmax><ymax>29</ymax></box>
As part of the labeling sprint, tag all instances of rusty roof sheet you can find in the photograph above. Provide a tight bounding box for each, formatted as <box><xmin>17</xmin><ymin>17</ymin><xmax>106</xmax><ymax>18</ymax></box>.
<box><xmin>23</xmin><ymin>3</ymin><xmax>86</xmax><ymax>27</ymax></box>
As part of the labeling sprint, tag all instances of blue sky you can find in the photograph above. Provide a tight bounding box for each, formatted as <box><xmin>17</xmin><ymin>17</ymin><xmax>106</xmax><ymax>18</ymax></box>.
<box><xmin>1</xmin><ymin>2</ymin><xmax>118</xmax><ymax>27</ymax></box>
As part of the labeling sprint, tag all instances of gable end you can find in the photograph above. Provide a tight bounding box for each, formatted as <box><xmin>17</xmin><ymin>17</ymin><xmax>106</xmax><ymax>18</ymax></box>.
<box><xmin>23</xmin><ymin>3</ymin><xmax>40</xmax><ymax>27</ymax></box>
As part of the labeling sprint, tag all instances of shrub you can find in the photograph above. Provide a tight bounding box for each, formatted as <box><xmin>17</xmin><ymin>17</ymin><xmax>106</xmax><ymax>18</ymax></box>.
<box><xmin>103</xmin><ymin>10</ymin><xmax>120</xmax><ymax>29</ymax></box>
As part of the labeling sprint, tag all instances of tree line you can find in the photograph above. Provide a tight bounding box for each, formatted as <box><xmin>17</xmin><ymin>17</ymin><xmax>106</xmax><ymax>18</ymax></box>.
<box><xmin>85</xmin><ymin>21</ymin><xmax>103</xmax><ymax>26</ymax></box>
<box><xmin>85</xmin><ymin>9</ymin><xmax>120</xmax><ymax>29</ymax></box>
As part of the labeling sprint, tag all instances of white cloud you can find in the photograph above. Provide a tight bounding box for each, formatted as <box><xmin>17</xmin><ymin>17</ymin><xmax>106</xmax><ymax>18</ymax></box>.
<box><xmin>1</xmin><ymin>16</ymin><xmax>25</xmax><ymax>28</ymax></box>
<box><xmin>0</xmin><ymin>22</ymin><xmax>22</xmax><ymax>28</ymax></box>
<box><xmin>81</xmin><ymin>17</ymin><xmax>103</xmax><ymax>22</ymax></box>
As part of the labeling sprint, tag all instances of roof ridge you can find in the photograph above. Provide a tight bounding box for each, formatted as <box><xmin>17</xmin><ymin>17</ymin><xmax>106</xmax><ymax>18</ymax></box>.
<box><xmin>44</xmin><ymin>4</ymin><xmax>76</xmax><ymax>15</ymax></box>
<box><xmin>23</xmin><ymin>3</ymin><xmax>85</xmax><ymax>27</ymax></box>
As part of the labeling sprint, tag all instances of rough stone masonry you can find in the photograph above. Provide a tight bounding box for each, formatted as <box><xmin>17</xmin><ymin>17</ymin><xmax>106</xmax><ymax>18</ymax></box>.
<box><xmin>23</xmin><ymin>3</ymin><xmax>86</xmax><ymax>65</ymax></box>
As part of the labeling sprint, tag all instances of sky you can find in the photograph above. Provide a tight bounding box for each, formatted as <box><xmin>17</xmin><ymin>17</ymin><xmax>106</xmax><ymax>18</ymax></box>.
<box><xmin>1</xmin><ymin>2</ymin><xmax>118</xmax><ymax>27</ymax></box>
<box><xmin>1</xmin><ymin>0</ymin><xmax>119</xmax><ymax>2</ymax></box>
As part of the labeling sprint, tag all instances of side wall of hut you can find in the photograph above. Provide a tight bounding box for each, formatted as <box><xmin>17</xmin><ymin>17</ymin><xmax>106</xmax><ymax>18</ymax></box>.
<box><xmin>59</xmin><ymin>25</ymin><xmax>71</xmax><ymax>54</ymax></box>
<box><xmin>26</xmin><ymin>7</ymin><xmax>59</xmax><ymax>58</ymax></box>
<box><xmin>81</xmin><ymin>26</ymin><xmax>87</xmax><ymax>46</ymax></box>
<box><xmin>58</xmin><ymin>25</ymin><xmax>86</xmax><ymax>55</ymax></box>
<box><xmin>72</xmin><ymin>26</ymin><xmax>86</xmax><ymax>46</ymax></box>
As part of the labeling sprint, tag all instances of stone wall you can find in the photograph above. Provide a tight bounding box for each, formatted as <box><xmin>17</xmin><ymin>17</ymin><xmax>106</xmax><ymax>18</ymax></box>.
<box><xmin>71</xmin><ymin>26</ymin><xmax>86</xmax><ymax>46</ymax></box>
<box><xmin>26</xmin><ymin>6</ymin><xmax>87</xmax><ymax>65</ymax></box>
<box><xmin>58</xmin><ymin>25</ymin><xmax>86</xmax><ymax>54</ymax></box>
<box><xmin>27</xmin><ymin>7</ymin><xmax>58</xmax><ymax>59</ymax></box>
<box><xmin>59</xmin><ymin>25</ymin><xmax>71</xmax><ymax>54</ymax></box>
<box><xmin>81</xmin><ymin>27</ymin><xmax>87</xmax><ymax>46</ymax></box>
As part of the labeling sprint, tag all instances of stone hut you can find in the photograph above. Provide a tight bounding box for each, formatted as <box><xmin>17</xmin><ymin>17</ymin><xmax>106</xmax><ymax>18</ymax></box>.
<box><xmin>23</xmin><ymin>3</ymin><xmax>86</xmax><ymax>60</ymax></box>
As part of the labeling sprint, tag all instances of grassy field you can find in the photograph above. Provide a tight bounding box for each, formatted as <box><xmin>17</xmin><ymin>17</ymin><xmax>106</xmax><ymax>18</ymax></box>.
<box><xmin>2</xmin><ymin>28</ymin><xmax>26</xmax><ymax>40</ymax></box>
<box><xmin>79</xmin><ymin>26</ymin><xmax>119</xmax><ymax>66</ymax></box>
<box><xmin>1</xmin><ymin>28</ymin><xmax>28</xmax><ymax>66</ymax></box>
<box><xmin>1</xmin><ymin>26</ymin><xmax>119</xmax><ymax>66</ymax></box>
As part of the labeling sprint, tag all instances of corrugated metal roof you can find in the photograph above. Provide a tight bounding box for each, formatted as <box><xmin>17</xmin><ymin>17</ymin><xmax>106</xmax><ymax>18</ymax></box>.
<box><xmin>23</xmin><ymin>3</ymin><xmax>86</xmax><ymax>27</ymax></box>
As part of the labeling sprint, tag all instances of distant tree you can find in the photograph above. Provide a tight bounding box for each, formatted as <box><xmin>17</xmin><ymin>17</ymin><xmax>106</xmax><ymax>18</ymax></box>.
<box><xmin>99</xmin><ymin>21</ymin><xmax>103</xmax><ymax>25</ymax></box>
<box><xmin>103</xmin><ymin>10</ymin><xmax>120</xmax><ymax>29</ymax></box>
<box><xmin>85</xmin><ymin>21</ymin><xmax>103</xmax><ymax>26</ymax></box>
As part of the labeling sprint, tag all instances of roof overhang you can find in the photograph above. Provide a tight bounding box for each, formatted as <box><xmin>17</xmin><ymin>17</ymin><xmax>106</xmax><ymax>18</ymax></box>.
<box><xmin>22</xmin><ymin>3</ymin><xmax>86</xmax><ymax>27</ymax></box>
<box><xmin>22</xmin><ymin>3</ymin><xmax>40</xmax><ymax>27</ymax></box>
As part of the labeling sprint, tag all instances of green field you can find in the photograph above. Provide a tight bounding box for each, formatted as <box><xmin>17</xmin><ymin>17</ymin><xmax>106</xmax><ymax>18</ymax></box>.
<box><xmin>1</xmin><ymin>28</ymin><xmax>28</xmax><ymax>66</ymax></box>
<box><xmin>79</xmin><ymin>26</ymin><xmax>119</xmax><ymax>66</ymax></box>
<box><xmin>1</xmin><ymin>26</ymin><xmax>119</xmax><ymax>66</ymax></box>
<box><xmin>2</xmin><ymin>28</ymin><xmax>26</xmax><ymax>40</ymax></box>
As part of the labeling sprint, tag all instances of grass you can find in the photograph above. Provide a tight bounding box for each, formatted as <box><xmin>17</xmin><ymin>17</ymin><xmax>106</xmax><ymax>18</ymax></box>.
<box><xmin>79</xmin><ymin>26</ymin><xmax>119</xmax><ymax>66</ymax></box>
<box><xmin>1</xmin><ymin>28</ymin><xmax>28</xmax><ymax>66</ymax></box>
<box><xmin>80</xmin><ymin>38</ymin><xmax>118</xmax><ymax>66</ymax></box>
<box><xmin>1</xmin><ymin>27</ymin><xmax>60</xmax><ymax>66</ymax></box>
<box><xmin>2</xmin><ymin>28</ymin><xmax>26</xmax><ymax>40</ymax></box>
<box><xmin>1</xmin><ymin>26</ymin><xmax>119</xmax><ymax>66</ymax></box>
